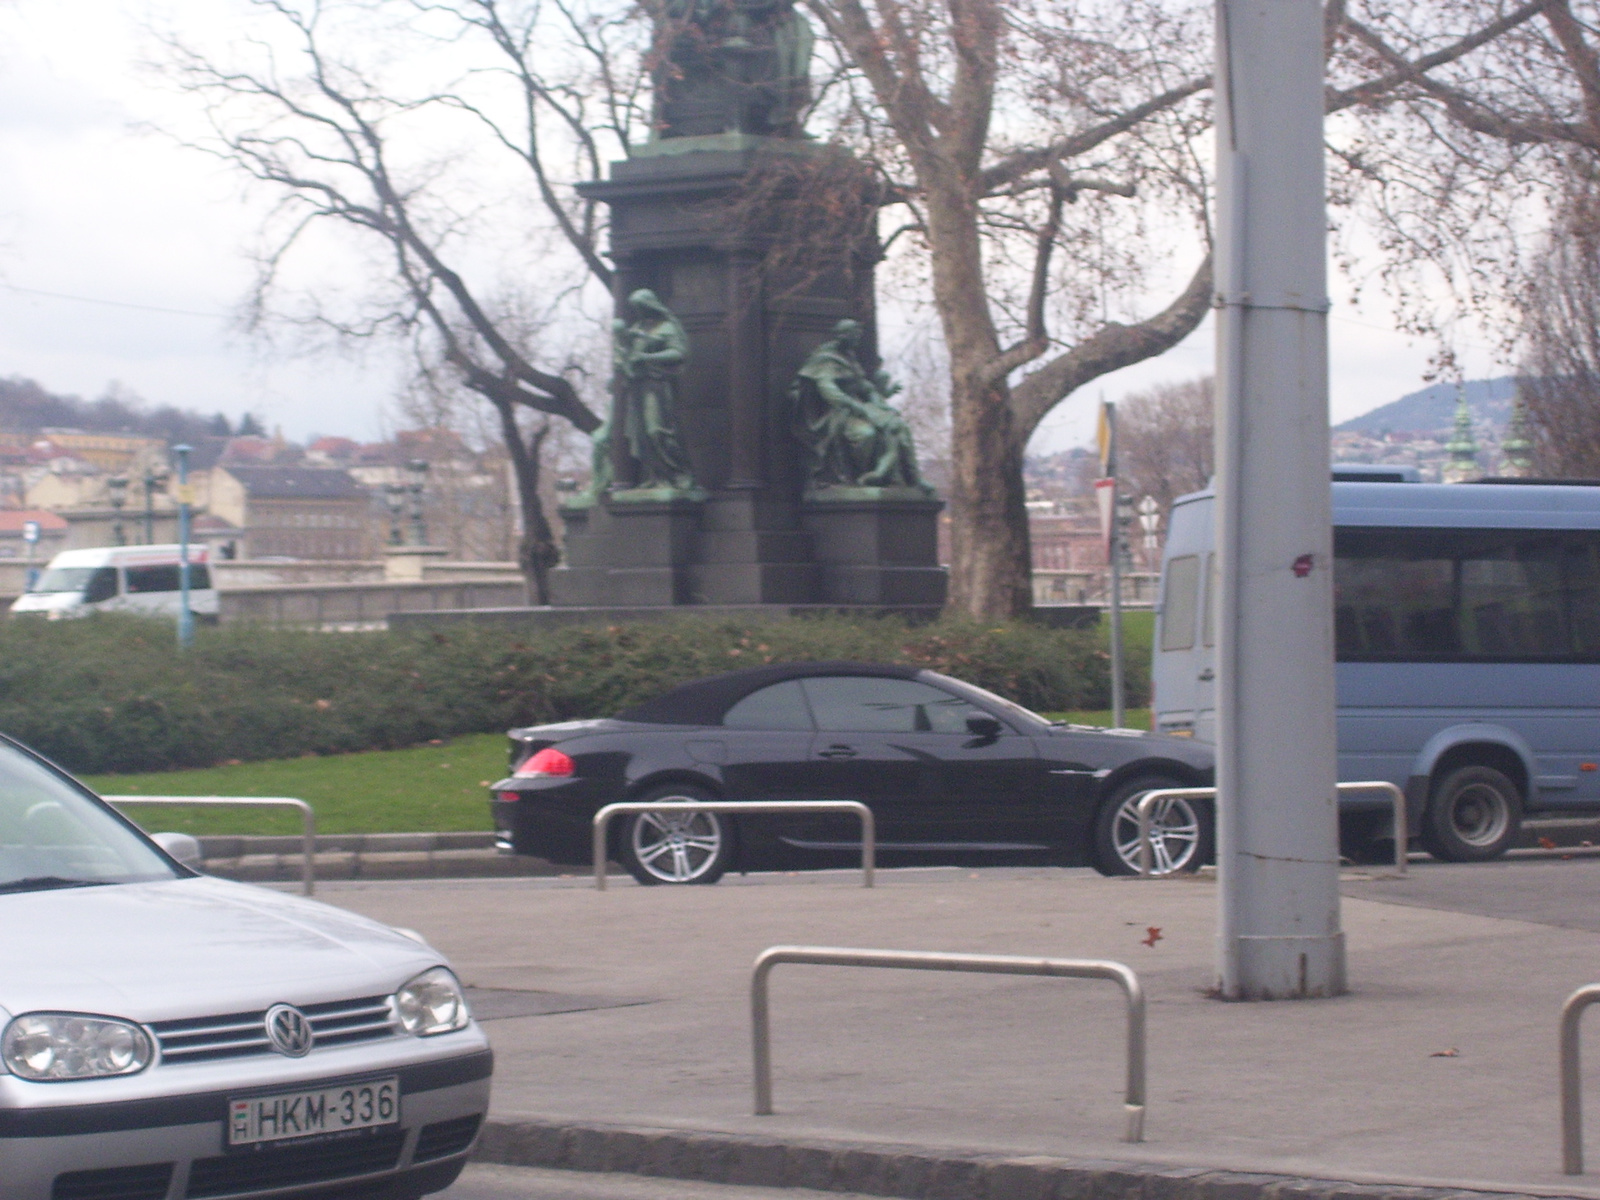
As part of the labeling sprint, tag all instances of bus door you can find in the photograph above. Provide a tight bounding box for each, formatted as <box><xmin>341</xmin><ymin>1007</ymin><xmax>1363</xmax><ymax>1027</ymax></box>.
<box><xmin>1195</xmin><ymin>554</ymin><xmax>1218</xmax><ymax>742</ymax></box>
<box><xmin>1155</xmin><ymin>552</ymin><xmax>1205</xmax><ymax>738</ymax></box>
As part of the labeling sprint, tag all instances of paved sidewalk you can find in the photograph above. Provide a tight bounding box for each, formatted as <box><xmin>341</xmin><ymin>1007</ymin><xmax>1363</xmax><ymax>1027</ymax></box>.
<box><xmin>309</xmin><ymin>865</ymin><xmax>1600</xmax><ymax>1199</ymax></box>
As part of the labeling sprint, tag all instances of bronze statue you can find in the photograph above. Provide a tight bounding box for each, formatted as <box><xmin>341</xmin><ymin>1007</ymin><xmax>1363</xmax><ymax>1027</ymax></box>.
<box><xmin>615</xmin><ymin>289</ymin><xmax>697</xmax><ymax>492</ymax></box>
<box><xmin>790</xmin><ymin>319</ymin><xmax>930</xmax><ymax>492</ymax></box>
<box><xmin>651</xmin><ymin>0</ymin><xmax>814</xmax><ymax>139</ymax></box>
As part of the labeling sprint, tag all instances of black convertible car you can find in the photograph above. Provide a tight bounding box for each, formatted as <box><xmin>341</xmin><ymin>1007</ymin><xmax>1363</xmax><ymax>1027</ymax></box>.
<box><xmin>489</xmin><ymin>661</ymin><xmax>1215</xmax><ymax>884</ymax></box>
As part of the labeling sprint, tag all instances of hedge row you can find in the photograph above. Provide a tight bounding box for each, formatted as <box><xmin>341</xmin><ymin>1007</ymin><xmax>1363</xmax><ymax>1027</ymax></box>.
<box><xmin>0</xmin><ymin>614</ymin><xmax>1145</xmax><ymax>775</ymax></box>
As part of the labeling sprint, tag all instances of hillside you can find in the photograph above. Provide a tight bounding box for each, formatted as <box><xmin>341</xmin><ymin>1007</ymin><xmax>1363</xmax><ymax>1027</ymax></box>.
<box><xmin>0</xmin><ymin>376</ymin><xmax>238</xmax><ymax>442</ymax></box>
<box><xmin>1334</xmin><ymin>376</ymin><xmax>1517</xmax><ymax>435</ymax></box>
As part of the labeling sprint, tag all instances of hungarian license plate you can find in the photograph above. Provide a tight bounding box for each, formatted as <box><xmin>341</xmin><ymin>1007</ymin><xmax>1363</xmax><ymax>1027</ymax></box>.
<box><xmin>228</xmin><ymin>1076</ymin><xmax>399</xmax><ymax>1147</ymax></box>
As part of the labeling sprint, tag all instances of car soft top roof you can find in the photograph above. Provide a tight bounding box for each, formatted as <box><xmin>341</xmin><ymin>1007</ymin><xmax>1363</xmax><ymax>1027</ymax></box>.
<box><xmin>615</xmin><ymin>661</ymin><xmax>920</xmax><ymax>726</ymax></box>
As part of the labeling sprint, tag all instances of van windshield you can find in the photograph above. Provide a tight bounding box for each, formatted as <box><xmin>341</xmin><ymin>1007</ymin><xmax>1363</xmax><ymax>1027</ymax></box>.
<box><xmin>29</xmin><ymin>567</ymin><xmax>99</xmax><ymax>595</ymax></box>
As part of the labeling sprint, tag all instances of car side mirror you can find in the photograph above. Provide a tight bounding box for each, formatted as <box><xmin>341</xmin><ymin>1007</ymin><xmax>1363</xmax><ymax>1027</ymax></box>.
<box><xmin>151</xmin><ymin>831</ymin><xmax>202</xmax><ymax>867</ymax></box>
<box><xmin>965</xmin><ymin>716</ymin><xmax>1004</xmax><ymax>739</ymax></box>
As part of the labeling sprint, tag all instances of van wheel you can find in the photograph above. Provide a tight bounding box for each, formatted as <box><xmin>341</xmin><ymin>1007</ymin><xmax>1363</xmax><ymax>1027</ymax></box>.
<box><xmin>1421</xmin><ymin>765</ymin><xmax>1521</xmax><ymax>862</ymax></box>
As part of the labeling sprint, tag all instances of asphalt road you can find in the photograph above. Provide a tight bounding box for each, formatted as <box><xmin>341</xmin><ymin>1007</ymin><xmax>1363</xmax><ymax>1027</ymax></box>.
<box><xmin>1343</xmin><ymin>845</ymin><xmax>1600</xmax><ymax>931</ymax></box>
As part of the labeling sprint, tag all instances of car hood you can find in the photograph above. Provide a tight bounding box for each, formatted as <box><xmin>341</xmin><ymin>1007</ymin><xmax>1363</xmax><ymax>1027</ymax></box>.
<box><xmin>0</xmin><ymin>876</ymin><xmax>439</xmax><ymax>1024</ymax></box>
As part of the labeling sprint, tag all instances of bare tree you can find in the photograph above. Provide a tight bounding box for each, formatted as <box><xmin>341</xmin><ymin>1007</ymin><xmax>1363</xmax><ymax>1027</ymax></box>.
<box><xmin>169</xmin><ymin>0</ymin><xmax>1537</xmax><ymax>614</ymax></box>
<box><xmin>1325</xmin><ymin>0</ymin><xmax>1600</xmax><ymax>359</ymax></box>
<box><xmin>160</xmin><ymin>0</ymin><xmax>644</xmax><ymax>600</ymax></box>
<box><xmin>1518</xmin><ymin>169</ymin><xmax>1600</xmax><ymax>476</ymax></box>
<box><xmin>1116</xmin><ymin>377</ymin><xmax>1213</xmax><ymax>516</ymax></box>
<box><xmin>802</xmin><ymin>0</ymin><xmax>1542</xmax><ymax>616</ymax></box>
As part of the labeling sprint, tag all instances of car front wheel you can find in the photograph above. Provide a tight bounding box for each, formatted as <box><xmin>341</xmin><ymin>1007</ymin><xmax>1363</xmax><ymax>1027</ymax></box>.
<box><xmin>1421</xmin><ymin>765</ymin><xmax>1521</xmax><ymax>862</ymax></box>
<box><xmin>1094</xmin><ymin>775</ymin><xmax>1211</xmax><ymax>876</ymax></box>
<box><xmin>618</xmin><ymin>785</ymin><xmax>731</xmax><ymax>885</ymax></box>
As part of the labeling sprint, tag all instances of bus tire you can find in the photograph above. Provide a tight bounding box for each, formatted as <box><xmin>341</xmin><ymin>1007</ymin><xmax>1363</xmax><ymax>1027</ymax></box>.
<box><xmin>1421</xmin><ymin>765</ymin><xmax>1522</xmax><ymax>862</ymax></box>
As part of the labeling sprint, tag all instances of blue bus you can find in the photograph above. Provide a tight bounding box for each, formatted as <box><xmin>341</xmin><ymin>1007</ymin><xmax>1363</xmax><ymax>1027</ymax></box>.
<box><xmin>1151</xmin><ymin>469</ymin><xmax>1600</xmax><ymax>862</ymax></box>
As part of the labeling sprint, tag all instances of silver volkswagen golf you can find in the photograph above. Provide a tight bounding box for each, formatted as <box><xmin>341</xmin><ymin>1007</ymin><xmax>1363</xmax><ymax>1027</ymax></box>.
<box><xmin>0</xmin><ymin>735</ymin><xmax>491</xmax><ymax>1199</ymax></box>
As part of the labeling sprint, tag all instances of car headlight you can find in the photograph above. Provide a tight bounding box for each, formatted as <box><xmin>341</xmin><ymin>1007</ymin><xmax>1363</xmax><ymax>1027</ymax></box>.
<box><xmin>394</xmin><ymin>967</ymin><xmax>470</xmax><ymax>1036</ymax></box>
<box><xmin>2</xmin><ymin>1013</ymin><xmax>153</xmax><ymax>1081</ymax></box>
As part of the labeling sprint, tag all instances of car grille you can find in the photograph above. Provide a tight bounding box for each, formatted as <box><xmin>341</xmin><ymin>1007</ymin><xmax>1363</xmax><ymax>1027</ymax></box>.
<box><xmin>185</xmin><ymin>1128</ymin><xmax>405</xmax><ymax>1197</ymax></box>
<box><xmin>51</xmin><ymin>1163</ymin><xmax>173</xmax><ymax>1200</ymax></box>
<box><xmin>151</xmin><ymin>995</ymin><xmax>395</xmax><ymax>1064</ymax></box>
<box><xmin>413</xmin><ymin>1114</ymin><xmax>482</xmax><ymax>1162</ymax></box>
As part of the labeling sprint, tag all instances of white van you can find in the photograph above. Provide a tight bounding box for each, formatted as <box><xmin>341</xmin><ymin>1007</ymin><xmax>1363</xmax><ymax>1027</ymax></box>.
<box><xmin>10</xmin><ymin>545</ymin><xmax>219</xmax><ymax>621</ymax></box>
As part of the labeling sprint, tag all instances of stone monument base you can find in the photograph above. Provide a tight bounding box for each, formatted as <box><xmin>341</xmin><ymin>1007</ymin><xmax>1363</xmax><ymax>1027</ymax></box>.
<box><xmin>548</xmin><ymin>489</ymin><xmax>947</xmax><ymax>609</ymax></box>
<box><xmin>800</xmin><ymin>490</ymin><xmax>946</xmax><ymax>606</ymax></box>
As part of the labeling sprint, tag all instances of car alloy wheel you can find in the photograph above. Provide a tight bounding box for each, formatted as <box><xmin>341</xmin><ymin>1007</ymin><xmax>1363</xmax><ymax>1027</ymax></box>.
<box><xmin>616</xmin><ymin>783</ymin><xmax>732</xmax><ymax>886</ymax></box>
<box><xmin>1093</xmin><ymin>775</ymin><xmax>1210</xmax><ymax>876</ymax></box>
<box><xmin>1113</xmin><ymin>792</ymin><xmax>1201</xmax><ymax>874</ymax></box>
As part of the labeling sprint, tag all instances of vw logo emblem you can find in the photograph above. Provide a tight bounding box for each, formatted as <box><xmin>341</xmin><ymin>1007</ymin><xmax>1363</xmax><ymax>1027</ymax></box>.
<box><xmin>264</xmin><ymin>1004</ymin><xmax>315</xmax><ymax>1058</ymax></box>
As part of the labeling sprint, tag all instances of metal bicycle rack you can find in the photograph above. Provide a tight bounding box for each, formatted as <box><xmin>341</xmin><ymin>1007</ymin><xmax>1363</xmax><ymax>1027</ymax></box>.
<box><xmin>1135</xmin><ymin>781</ymin><xmax>1408</xmax><ymax>877</ymax></box>
<box><xmin>108</xmin><ymin>795</ymin><xmax>317</xmax><ymax>895</ymax></box>
<box><xmin>1561</xmin><ymin>983</ymin><xmax>1600</xmax><ymax>1173</ymax></box>
<box><xmin>749</xmin><ymin>945</ymin><xmax>1147</xmax><ymax>1142</ymax></box>
<box><xmin>592</xmin><ymin>800</ymin><xmax>876</xmax><ymax>890</ymax></box>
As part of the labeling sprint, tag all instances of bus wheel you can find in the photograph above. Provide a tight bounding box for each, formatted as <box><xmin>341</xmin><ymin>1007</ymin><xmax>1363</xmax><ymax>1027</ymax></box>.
<box><xmin>1421</xmin><ymin>765</ymin><xmax>1522</xmax><ymax>862</ymax></box>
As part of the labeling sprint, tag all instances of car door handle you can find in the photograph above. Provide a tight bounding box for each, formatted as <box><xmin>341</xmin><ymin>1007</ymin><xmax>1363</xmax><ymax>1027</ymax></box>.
<box><xmin>819</xmin><ymin>745</ymin><xmax>859</xmax><ymax>759</ymax></box>
<box><xmin>1197</xmin><ymin>668</ymin><xmax>1215</xmax><ymax>681</ymax></box>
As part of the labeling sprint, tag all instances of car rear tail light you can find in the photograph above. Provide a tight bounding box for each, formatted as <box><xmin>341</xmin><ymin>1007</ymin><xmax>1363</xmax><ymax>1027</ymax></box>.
<box><xmin>514</xmin><ymin>747</ymin><xmax>576</xmax><ymax>777</ymax></box>
<box><xmin>496</xmin><ymin>791</ymin><xmax>521</xmax><ymax>802</ymax></box>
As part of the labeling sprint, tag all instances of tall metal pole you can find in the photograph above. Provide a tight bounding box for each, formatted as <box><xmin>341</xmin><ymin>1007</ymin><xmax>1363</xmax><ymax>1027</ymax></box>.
<box><xmin>174</xmin><ymin>445</ymin><xmax>195</xmax><ymax>650</ymax></box>
<box><xmin>1106</xmin><ymin>403</ymin><xmax>1126</xmax><ymax>729</ymax></box>
<box><xmin>1213</xmin><ymin>0</ymin><xmax>1344</xmax><ymax>998</ymax></box>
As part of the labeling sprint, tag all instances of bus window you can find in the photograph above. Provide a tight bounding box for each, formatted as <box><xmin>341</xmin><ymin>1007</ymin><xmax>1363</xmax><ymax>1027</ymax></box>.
<box><xmin>1202</xmin><ymin>554</ymin><xmax>1217</xmax><ymax>648</ymax></box>
<box><xmin>1160</xmin><ymin>555</ymin><xmax>1201</xmax><ymax>651</ymax></box>
<box><xmin>1335</xmin><ymin>527</ymin><xmax>1600</xmax><ymax>661</ymax></box>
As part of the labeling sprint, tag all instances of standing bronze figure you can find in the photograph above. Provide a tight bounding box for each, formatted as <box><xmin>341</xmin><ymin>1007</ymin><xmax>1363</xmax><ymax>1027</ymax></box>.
<box><xmin>615</xmin><ymin>289</ymin><xmax>698</xmax><ymax>492</ymax></box>
<box><xmin>791</xmin><ymin>319</ymin><xmax>930</xmax><ymax>492</ymax></box>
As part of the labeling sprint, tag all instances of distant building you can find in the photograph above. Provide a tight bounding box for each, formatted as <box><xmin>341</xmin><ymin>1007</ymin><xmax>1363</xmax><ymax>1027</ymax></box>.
<box><xmin>33</xmin><ymin>431</ymin><xmax>166</xmax><ymax>475</ymax></box>
<box><xmin>209</xmin><ymin>465</ymin><xmax>372</xmax><ymax>560</ymax></box>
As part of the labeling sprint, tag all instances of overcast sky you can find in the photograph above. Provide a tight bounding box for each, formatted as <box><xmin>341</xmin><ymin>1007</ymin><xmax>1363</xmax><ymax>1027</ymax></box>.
<box><xmin>0</xmin><ymin>0</ymin><xmax>1500</xmax><ymax>453</ymax></box>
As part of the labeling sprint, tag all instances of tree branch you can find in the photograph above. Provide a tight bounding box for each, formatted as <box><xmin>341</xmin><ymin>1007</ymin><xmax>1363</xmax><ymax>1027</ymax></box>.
<box><xmin>1007</xmin><ymin>253</ymin><xmax>1214</xmax><ymax>445</ymax></box>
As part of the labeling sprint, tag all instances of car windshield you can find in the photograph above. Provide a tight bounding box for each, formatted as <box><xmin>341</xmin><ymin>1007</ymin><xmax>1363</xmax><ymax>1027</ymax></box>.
<box><xmin>0</xmin><ymin>742</ymin><xmax>178</xmax><ymax>890</ymax></box>
<box><xmin>28</xmin><ymin>566</ymin><xmax>97</xmax><ymax>594</ymax></box>
<box><xmin>920</xmin><ymin>671</ymin><xmax>1055</xmax><ymax>731</ymax></box>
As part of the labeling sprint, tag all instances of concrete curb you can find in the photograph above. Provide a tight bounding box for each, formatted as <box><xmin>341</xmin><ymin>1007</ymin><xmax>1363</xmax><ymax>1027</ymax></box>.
<box><xmin>190</xmin><ymin>832</ymin><xmax>561</xmax><ymax>881</ymax></box>
<box><xmin>475</xmin><ymin>1118</ymin><xmax>1575</xmax><ymax>1200</ymax></box>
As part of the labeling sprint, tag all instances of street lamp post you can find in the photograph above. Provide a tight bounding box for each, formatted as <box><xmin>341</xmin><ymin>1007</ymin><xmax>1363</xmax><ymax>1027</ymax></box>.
<box><xmin>1212</xmin><ymin>0</ymin><xmax>1343</xmax><ymax>998</ymax></box>
<box><xmin>107</xmin><ymin>476</ymin><xmax>129</xmax><ymax>547</ymax></box>
<box><xmin>173</xmin><ymin>445</ymin><xmax>195</xmax><ymax>650</ymax></box>
<box><xmin>384</xmin><ymin>484</ymin><xmax>406</xmax><ymax>546</ymax></box>
<box><xmin>143</xmin><ymin>467</ymin><xmax>169</xmax><ymax>545</ymax></box>
<box><xmin>406</xmin><ymin>459</ymin><xmax>429</xmax><ymax>547</ymax></box>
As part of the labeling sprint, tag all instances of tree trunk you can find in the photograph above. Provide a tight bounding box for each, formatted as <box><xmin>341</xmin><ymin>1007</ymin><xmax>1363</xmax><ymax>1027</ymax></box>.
<box><xmin>947</xmin><ymin>373</ymin><xmax>1033</xmax><ymax>616</ymax></box>
<box><xmin>494</xmin><ymin>400</ymin><xmax>559</xmax><ymax>604</ymax></box>
<box><xmin>923</xmin><ymin>181</ymin><xmax>1034</xmax><ymax>618</ymax></box>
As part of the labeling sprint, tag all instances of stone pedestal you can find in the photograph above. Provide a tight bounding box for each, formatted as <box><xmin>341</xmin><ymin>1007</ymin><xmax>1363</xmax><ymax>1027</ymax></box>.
<box><xmin>801</xmin><ymin>490</ymin><xmax>946</xmax><ymax>606</ymax></box>
<box><xmin>547</xmin><ymin>134</ymin><xmax>946</xmax><ymax>613</ymax></box>
<box><xmin>549</xmin><ymin>498</ymin><xmax>705</xmax><ymax>607</ymax></box>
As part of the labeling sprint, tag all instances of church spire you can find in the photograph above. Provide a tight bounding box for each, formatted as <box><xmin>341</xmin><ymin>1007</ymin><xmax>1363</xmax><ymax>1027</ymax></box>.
<box><xmin>1442</xmin><ymin>390</ymin><xmax>1480</xmax><ymax>483</ymax></box>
